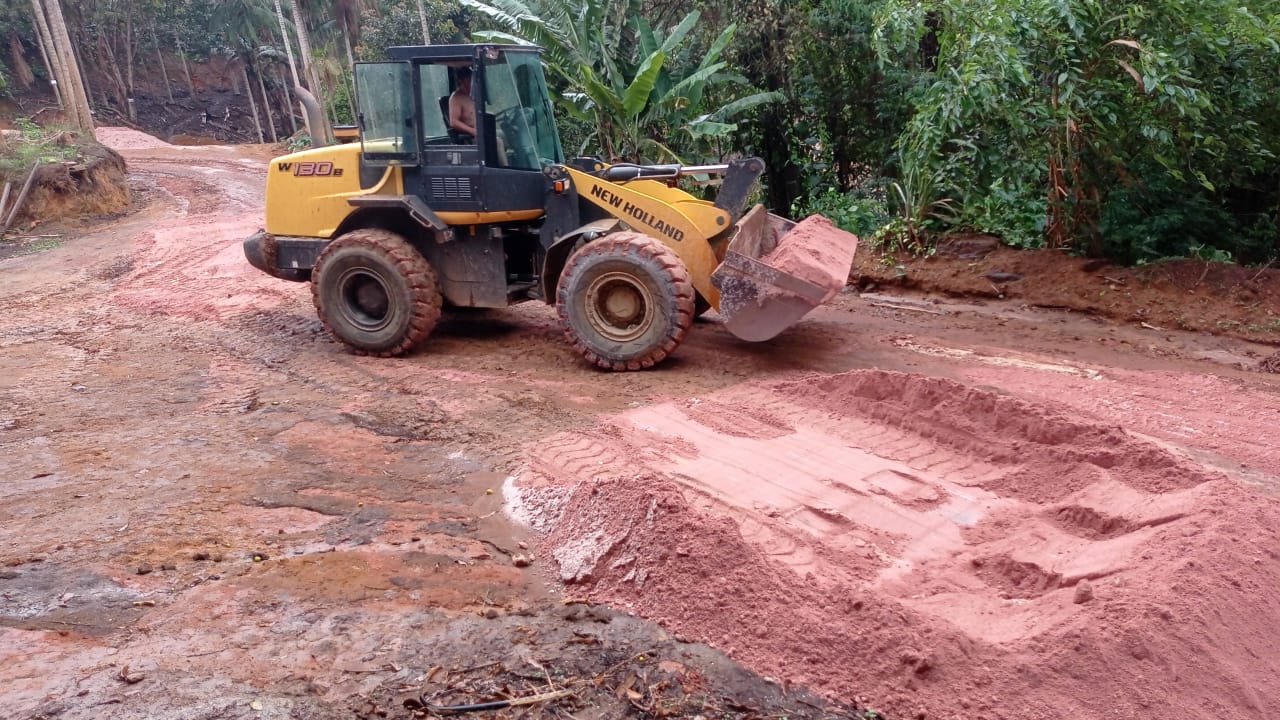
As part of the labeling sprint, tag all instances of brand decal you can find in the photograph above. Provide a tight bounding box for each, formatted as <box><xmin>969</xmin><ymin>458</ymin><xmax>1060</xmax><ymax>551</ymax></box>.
<box><xmin>277</xmin><ymin>161</ymin><xmax>344</xmax><ymax>177</ymax></box>
<box><xmin>589</xmin><ymin>183</ymin><xmax>684</xmax><ymax>242</ymax></box>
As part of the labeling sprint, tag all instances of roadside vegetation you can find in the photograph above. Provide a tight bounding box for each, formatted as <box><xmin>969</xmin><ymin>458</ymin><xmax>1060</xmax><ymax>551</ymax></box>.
<box><xmin>1</xmin><ymin>0</ymin><xmax>1276</xmax><ymax>264</ymax></box>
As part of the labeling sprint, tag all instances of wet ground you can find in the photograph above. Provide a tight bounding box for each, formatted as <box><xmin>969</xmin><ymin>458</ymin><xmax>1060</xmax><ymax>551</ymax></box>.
<box><xmin>2</xmin><ymin>129</ymin><xmax>1278</xmax><ymax>720</ymax></box>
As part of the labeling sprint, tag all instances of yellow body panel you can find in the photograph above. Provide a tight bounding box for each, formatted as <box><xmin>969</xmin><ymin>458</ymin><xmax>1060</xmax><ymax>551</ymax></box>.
<box><xmin>566</xmin><ymin>168</ymin><xmax>730</xmax><ymax>308</ymax></box>
<box><xmin>264</xmin><ymin>144</ymin><xmax>403</xmax><ymax>238</ymax></box>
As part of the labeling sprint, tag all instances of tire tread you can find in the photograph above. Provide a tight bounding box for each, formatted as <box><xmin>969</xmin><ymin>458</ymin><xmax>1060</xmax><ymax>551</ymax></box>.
<box><xmin>556</xmin><ymin>232</ymin><xmax>695</xmax><ymax>371</ymax></box>
<box><xmin>311</xmin><ymin>228</ymin><xmax>442</xmax><ymax>357</ymax></box>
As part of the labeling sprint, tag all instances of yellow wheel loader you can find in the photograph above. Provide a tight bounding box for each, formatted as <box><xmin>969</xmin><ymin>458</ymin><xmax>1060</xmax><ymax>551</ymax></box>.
<box><xmin>243</xmin><ymin>44</ymin><xmax>858</xmax><ymax>370</ymax></box>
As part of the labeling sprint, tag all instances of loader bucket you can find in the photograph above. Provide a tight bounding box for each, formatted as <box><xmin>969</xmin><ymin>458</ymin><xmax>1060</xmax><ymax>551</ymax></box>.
<box><xmin>710</xmin><ymin>204</ymin><xmax>859</xmax><ymax>342</ymax></box>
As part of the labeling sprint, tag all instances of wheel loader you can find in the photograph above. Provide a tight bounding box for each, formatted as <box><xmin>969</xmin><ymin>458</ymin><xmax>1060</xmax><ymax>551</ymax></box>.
<box><xmin>243</xmin><ymin>43</ymin><xmax>858</xmax><ymax>370</ymax></box>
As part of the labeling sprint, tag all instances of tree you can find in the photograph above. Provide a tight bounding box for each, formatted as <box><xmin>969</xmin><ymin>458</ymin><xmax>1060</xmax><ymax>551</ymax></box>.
<box><xmin>416</xmin><ymin>0</ymin><xmax>431</xmax><ymax>43</ymax></box>
<box><xmin>358</xmin><ymin>0</ymin><xmax>463</xmax><ymax>57</ymax></box>
<box><xmin>289</xmin><ymin>0</ymin><xmax>320</xmax><ymax>95</ymax></box>
<box><xmin>463</xmin><ymin>0</ymin><xmax>781</xmax><ymax>163</ymax></box>
<box><xmin>272</xmin><ymin>0</ymin><xmax>303</xmax><ymax>89</ymax></box>
<box><xmin>7</xmin><ymin>31</ymin><xmax>36</xmax><ymax>90</ymax></box>
<box><xmin>875</xmin><ymin>0</ymin><xmax>1280</xmax><ymax>261</ymax></box>
<box><xmin>213</xmin><ymin>0</ymin><xmax>281</xmax><ymax>142</ymax></box>
<box><xmin>32</xmin><ymin>0</ymin><xmax>93</xmax><ymax>131</ymax></box>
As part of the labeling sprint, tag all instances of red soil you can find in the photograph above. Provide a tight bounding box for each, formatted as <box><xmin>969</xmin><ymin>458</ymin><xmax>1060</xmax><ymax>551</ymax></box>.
<box><xmin>513</xmin><ymin>370</ymin><xmax>1280</xmax><ymax>720</ymax></box>
<box><xmin>762</xmin><ymin>214</ymin><xmax>860</xmax><ymax>297</ymax></box>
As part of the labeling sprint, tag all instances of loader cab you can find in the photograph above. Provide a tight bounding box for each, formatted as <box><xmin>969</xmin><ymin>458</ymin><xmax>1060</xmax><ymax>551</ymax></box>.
<box><xmin>354</xmin><ymin>44</ymin><xmax>564</xmax><ymax>215</ymax></box>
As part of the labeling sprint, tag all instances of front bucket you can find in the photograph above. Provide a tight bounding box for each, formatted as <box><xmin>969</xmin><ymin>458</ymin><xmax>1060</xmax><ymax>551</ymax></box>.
<box><xmin>710</xmin><ymin>205</ymin><xmax>859</xmax><ymax>342</ymax></box>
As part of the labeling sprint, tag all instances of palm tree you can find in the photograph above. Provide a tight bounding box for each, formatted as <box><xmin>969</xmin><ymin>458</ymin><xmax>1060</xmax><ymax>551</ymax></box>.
<box><xmin>272</xmin><ymin>0</ymin><xmax>303</xmax><ymax>89</ymax></box>
<box><xmin>214</xmin><ymin>0</ymin><xmax>279</xmax><ymax>141</ymax></box>
<box><xmin>289</xmin><ymin>0</ymin><xmax>321</xmax><ymax>95</ymax></box>
<box><xmin>274</xmin><ymin>0</ymin><xmax>329</xmax><ymax>136</ymax></box>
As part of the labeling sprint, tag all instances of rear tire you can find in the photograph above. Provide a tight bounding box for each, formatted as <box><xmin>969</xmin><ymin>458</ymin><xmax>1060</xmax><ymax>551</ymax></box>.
<box><xmin>556</xmin><ymin>232</ymin><xmax>695</xmax><ymax>371</ymax></box>
<box><xmin>311</xmin><ymin>228</ymin><xmax>441</xmax><ymax>357</ymax></box>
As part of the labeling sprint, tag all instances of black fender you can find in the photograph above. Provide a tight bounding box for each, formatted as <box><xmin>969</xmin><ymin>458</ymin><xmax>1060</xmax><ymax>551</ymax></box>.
<box><xmin>539</xmin><ymin>218</ymin><xmax>623</xmax><ymax>303</ymax></box>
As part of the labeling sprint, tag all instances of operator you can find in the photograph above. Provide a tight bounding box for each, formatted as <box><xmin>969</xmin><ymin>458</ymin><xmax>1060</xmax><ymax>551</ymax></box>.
<box><xmin>448</xmin><ymin>67</ymin><xmax>477</xmax><ymax>142</ymax></box>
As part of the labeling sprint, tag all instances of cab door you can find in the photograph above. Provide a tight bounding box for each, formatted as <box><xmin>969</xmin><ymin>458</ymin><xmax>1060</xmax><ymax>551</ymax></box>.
<box><xmin>354</xmin><ymin>61</ymin><xmax>420</xmax><ymax>167</ymax></box>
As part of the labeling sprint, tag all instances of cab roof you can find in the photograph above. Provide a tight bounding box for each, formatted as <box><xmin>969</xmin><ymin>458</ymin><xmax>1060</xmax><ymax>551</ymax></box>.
<box><xmin>387</xmin><ymin>43</ymin><xmax>544</xmax><ymax>62</ymax></box>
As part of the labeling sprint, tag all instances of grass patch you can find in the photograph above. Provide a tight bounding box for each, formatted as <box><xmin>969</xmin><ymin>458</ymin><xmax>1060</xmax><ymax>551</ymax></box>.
<box><xmin>0</xmin><ymin>118</ymin><xmax>81</xmax><ymax>182</ymax></box>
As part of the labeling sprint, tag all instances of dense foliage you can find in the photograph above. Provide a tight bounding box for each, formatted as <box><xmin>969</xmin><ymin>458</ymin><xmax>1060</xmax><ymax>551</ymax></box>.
<box><xmin>460</xmin><ymin>0</ymin><xmax>783</xmax><ymax>164</ymax></box>
<box><xmin>875</xmin><ymin>0</ymin><xmax>1280</xmax><ymax>263</ymax></box>
<box><xmin>3</xmin><ymin>0</ymin><xmax>1277</xmax><ymax>262</ymax></box>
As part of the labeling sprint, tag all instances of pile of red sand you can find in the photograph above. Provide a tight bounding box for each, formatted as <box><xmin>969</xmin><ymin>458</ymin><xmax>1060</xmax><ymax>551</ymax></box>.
<box><xmin>514</xmin><ymin>370</ymin><xmax>1280</xmax><ymax>720</ymax></box>
<box><xmin>94</xmin><ymin>126</ymin><xmax>172</xmax><ymax>150</ymax></box>
<box><xmin>760</xmin><ymin>215</ymin><xmax>859</xmax><ymax>295</ymax></box>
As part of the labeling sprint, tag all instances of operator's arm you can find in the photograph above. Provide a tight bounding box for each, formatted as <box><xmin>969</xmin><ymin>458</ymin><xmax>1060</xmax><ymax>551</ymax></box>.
<box><xmin>449</xmin><ymin>95</ymin><xmax>477</xmax><ymax>137</ymax></box>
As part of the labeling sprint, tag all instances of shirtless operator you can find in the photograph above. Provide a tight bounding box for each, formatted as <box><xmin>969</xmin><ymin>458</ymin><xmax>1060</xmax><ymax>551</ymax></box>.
<box><xmin>448</xmin><ymin>67</ymin><xmax>476</xmax><ymax>142</ymax></box>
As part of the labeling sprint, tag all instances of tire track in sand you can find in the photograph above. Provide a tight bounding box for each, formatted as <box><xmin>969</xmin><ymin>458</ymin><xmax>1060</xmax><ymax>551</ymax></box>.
<box><xmin>509</xmin><ymin>369</ymin><xmax>1249</xmax><ymax>717</ymax></box>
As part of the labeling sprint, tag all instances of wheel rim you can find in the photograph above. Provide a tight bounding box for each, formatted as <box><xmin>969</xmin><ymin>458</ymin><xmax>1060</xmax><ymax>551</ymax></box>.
<box><xmin>585</xmin><ymin>271</ymin><xmax>654</xmax><ymax>343</ymax></box>
<box><xmin>337</xmin><ymin>268</ymin><xmax>392</xmax><ymax>332</ymax></box>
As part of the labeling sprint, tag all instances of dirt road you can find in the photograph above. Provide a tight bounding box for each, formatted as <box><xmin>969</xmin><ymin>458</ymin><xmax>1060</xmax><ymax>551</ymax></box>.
<box><xmin>2</xmin><ymin>129</ymin><xmax>1278</xmax><ymax>720</ymax></box>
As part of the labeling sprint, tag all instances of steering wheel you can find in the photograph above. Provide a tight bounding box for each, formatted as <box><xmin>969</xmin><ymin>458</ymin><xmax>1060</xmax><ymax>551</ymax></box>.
<box><xmin>494</xmin><ymin>107</ymin><xmax>536</xmax><ymax>163</ymax></box>
<box><xmin>495</xmin><ymin>106</ymin><xmax>525</xmax><ymax>130</ymax></box>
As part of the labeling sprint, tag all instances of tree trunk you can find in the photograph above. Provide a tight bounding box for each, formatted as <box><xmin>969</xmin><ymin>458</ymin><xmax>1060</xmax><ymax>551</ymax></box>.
<box><xmin>101</xmin><ymin>41</ymin><xmax>131</xmax><ymax>118</ymax></box>
<box><xmin>29</xmin><ymin>0</ymin><xmax>65</xmax><ymax>107</ymax></box>
<box><xmin>40</xmin><ymin>0</ymin><xmax>94</xmax><ymax>132</ymax></box>
<box><xmin>416</xmin><ymin>0</ymin><xmax>431</xmax><ymax>45</ymax></box>
<box><xmin>255</xmin><ymin>63</ymin><xmax>278</xmax><ymax>143</ymax></box>
<box><xmin>273</xmin><ymin>0</ymin><xmax>302</xmax><ymax>88</ymax></box>
<box><xmin>153</xmin><ymin>23</ymin><xmax>173</xmax><ymax>103</ymax></box>
<box><xmin>274</xmin><ymin>0</ymin><xmax>310</xmax><ymax>139</ymax></box>
<box><xmin>242</xmin><ymin>64</ymin><xmax>264</xmax><ymax>144</ymax></box>
<box><xmin>288</xmin><ymin>0</ymin><xmax>325</xmax><ymax>120</ymax></box>
<box><xmin>124</xmin><ymin>7</ymin><xmax>135</xmax><ymax>101</ymax></box>
<box><xmin>176</xmin><ymin>34</ymin><xmax>195</xmax><ymax>95</ymax></box>
<box><xmin>342</xmin><ymin>20</ymin><xmax>357</xmax><ymax>117</ymax></box>
<box><xmin>279</xmin><ymin>65</ymin><xmax>298</xmax><ymax>134</ymax></box>
<box><xmin>8</xmin><ymin>32</ymin><xmax>36</xmax><ymax>89</ymax></box>
<box><xmin>70</xmin><ymin>25</ymin><xmax>97</xmax><ymax>113</ymax></box>
<box><xmin>343</xmin><ymin>22</ymin><xmax>356</xmax><ymax>72</ymax></box>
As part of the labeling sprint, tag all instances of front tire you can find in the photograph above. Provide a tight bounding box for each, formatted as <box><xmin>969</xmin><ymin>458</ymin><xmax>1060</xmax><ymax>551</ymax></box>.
<box><xmin>311</xmin><ymin>228</ymin><xmax>441</xmax><ymax>357</ymax></box>
<box><xmin>556</xmin><ymin>232</ymin><xmax>695</xmax><ymax>371</ymax></box>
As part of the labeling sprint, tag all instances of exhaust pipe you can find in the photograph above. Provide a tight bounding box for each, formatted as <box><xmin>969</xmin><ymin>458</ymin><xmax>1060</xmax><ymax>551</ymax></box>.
<box><xmin>295</xmin><ymin>85</ymin><xmax>335</xmax><ymax>147</ymax></box>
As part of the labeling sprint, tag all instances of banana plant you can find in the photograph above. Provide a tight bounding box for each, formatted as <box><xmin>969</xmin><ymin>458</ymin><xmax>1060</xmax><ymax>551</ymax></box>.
<box><xmin>461</xmin><ymin>0</ymin><xmax>782</xmax><ymax>163</ymax></box>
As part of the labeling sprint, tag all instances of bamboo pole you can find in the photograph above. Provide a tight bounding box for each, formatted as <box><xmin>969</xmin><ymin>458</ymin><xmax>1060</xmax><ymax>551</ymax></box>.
<box><xmin>0</xmin><ymin>182</ymin><xmax>12</xmax><ymax>223</ymax></box>
<box><xmin>3</xmin><ymin>162</ymin><xmax>41</xmax><ymax>232</ymax></box>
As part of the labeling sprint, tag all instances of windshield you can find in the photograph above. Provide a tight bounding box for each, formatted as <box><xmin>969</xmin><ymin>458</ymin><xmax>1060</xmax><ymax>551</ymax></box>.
<box><xmin>482</xmin><ymin>50</ymin><xmax>563</xmax><ymax>170</ymax></box>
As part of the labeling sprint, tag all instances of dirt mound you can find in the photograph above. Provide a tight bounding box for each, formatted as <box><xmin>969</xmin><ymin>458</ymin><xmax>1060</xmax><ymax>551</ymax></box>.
<box><xmin>852</xmin><ymin>241</ymin><xmax>1280</xmax><ymax>345</ymax></box>
<box><xmin>5</xmin><ymin>141</ymin><xmax>131</xmax><ymax>230</ymax></box>
<box><xmin>512</xmin><ymin>370</ymin><xmax>1280</xmax><ymax>719</ymax></box>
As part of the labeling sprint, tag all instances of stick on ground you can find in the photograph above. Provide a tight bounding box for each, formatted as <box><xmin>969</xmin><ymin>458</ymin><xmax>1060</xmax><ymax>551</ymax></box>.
<box><xmin>2</xmin><ymin>161</ymin><xmax>41</xmax><ymax>232</ymax></box>
<box><xmin>0</xmin><ymin>182</ymin><xmax>11</xmax><ymax>224</ymax></box>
